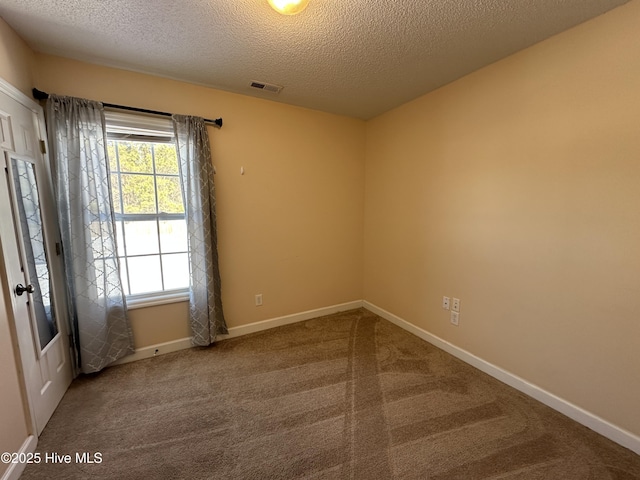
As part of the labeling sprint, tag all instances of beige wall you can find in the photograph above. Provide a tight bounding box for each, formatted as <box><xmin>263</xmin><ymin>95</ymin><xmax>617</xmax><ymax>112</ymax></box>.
<box><xmin>0</xmin><ymin>17</ymin><xmax>34</xmax><ymax>96</ymax></box>
<box><xmin>0</xmin><ymin>17</ymin><xmax>32</xmax><ymax>479</ymax></box>
<box><xmin>129</xmin><ymin>302</ymin><xmax>189</xmax><ymax>348</ymax></box>
<box><xmin>2</xmin><ymin>0</ymin><xmax>638</xmax><ymax>454</ymax></box>
<box><xmin>34</xmin><ymin>54</ymin><xmax>366</xmax><ymax>348</ymax></box>
<box><xmin>364</xmin><ymin>1</ymin><xmax>640</xmax><ymax>437</ymax></box>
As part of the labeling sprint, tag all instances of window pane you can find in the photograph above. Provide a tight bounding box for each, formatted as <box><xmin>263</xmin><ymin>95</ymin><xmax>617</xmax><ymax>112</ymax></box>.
<box><xmin>118</xmin><ymin>141</ymin><xmax>153</xmax><ymax>173</ymax></box>
<box><xmin>104</xmin><ymin>130</ymin><xmax>188</xmax><ymax>298</ymax></box>
<box><xmin>128</xmin><ymin>255</ymin><xmax>163</xmax><ymax>294</ymax></box>
<box><xmin>118</xmin><ymin>257</ymin><xmax>130</xmax><ymax>295</ymax></box>
<box><xmin>110</xmin><ymin>174</ymin><xmax>122</xmax><ymax>213</ymax></box>
<box><xmin>121</xmin><ymin>174</ymin><xmax>157</xmax><ymax>214</ymax></box>
<box><xmin>162</xmin><ymin>253</ymin><xmax>189</xmax><ymax>290</ymax></box>
<box><xmin>154</xmin><ymin>144</ymin><xmax>179</xmax><ymax>174</ymax></box>
<box><xmin>159</xmin><ymin>219</ymin><xmax>188</xmax><ymax>253</ymax></box>
<box><xmin>124</xmin><ymin>220</ymin><xmax>159</xmax><ymax>256</ymax></box>
<box><xmin>157</xmin><ymin>176</ymin><xmax>184</xmax><ymax>214</ymax></box>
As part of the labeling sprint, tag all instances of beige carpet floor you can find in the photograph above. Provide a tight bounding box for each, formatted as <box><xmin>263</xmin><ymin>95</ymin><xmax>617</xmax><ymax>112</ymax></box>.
<box><xmin>22</xmin><ymin>308</ymin><xmax>640</xmax><ymax>479</ymax></box>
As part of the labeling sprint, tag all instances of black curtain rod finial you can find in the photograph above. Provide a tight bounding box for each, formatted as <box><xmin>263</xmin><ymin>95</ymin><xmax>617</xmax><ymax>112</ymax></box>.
<box><xmin>31</xmin><ymin>87</ymin><xmax>223</xmax><ymax>128</ymax></box>
<box><xmin>32</xmin><ymin>88</ymin><xmax>49</xmax><ymax>100</ymax></box>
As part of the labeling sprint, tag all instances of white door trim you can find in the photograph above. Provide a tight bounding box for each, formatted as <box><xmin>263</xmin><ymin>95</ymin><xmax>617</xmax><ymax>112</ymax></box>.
<box><xmin>0</xmin><ymin>79</ymin><xmax>41</xmax><ymax>439</ymax></box>
<box><xmin>0</xmin><ymin>78</ymin><xmax>72</xmax><ymax>438</ymax></box>
<box><xmin>0</xmin><ymin>79</ymin><xmax>40</xmax><ymax>114</ymax></box>
<box><xmin>0</xmin><ymin>434</ymin><xmax>37</xmax><ymax>480</ymax></box>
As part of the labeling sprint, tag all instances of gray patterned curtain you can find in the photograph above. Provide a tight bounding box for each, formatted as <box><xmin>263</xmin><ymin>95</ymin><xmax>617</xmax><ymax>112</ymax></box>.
<box><xmin>173</xmin><ymin>115</ymin><xmax>227</xmax><ymax>345</ymax></box>
<box><xmin>46</xmin><ymin>95</ymin><xmax>134</xmax><ymax>374</ymax></box>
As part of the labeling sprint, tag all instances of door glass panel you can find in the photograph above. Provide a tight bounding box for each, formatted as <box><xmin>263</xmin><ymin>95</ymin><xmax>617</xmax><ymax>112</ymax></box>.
<box><xmin>10</xmin><ymin>156</ymin><xmax>58</xmax><ymax>350</ymax></box>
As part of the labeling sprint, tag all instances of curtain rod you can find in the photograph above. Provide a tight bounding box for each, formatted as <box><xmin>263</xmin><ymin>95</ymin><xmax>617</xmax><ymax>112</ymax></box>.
<box><xmin>32</xmin><ymin>88</ymin><xmax>223</xmax><ymax>128</ymax></box>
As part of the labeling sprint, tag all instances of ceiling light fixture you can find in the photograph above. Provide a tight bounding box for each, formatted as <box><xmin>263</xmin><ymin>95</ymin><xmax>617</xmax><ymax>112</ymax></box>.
<box><xmin>268</xmin><ymin>0</ymin><xmax>310</xmax><ymax>15</ymax></box>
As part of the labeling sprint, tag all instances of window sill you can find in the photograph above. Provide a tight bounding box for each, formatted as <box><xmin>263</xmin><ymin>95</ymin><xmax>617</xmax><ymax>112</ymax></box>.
<box><xmin>126</xmin><ymin>290</ymin><xmax>189</xmax><ymax>310</ymax></box>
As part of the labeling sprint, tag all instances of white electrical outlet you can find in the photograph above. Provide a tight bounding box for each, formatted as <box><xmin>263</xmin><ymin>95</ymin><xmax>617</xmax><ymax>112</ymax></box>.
<box><xmin>450</xmin><ymin>311</ymin><xmax>459</xmax><ymax>326</ymax></box>
<box><xmin>255</xmin><ymin>294</ymin><xmax>263</xmax><ymax>306</ymax></box>
<box><xmin>452</xmin><ymin>297</ymin><xmax>460</xmax><ymax>312</ymax></box>
<box><xmin>442</xmin><ymin>296</ymin><xmax>450</xmax><ymax>310</ymax></box>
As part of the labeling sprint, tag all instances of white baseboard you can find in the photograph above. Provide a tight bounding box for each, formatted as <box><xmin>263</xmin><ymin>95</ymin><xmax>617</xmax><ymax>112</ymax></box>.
<box><xmin>112</xmin><ymin>300</ymin><xmax>364</xmax><ymax>366</ymax></box>
<box><xmin>222</xmin><ymin>300</ymin><xmax>364</xmax><ymax>339</ymax></box>
<box><xmin>363</xmin><ymin>301</ymin><xmax>640</xmax><ymax>456</ymax></box>
<box><xmin>1</xmin><ymin>434</ymin><xmax>37</xmax><ymax>480</ymax></box>
<box><xmin>110</xmin><ymin>337</ymin><xmax>193</xmax><ymax>366</ymax></box>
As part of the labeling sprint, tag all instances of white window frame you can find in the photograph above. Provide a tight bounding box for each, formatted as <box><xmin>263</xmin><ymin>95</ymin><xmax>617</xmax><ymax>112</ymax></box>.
<box><xmin>105</xmin><ymin>111</ymin><xmax>189</xmax><ymax>309</ymax></box>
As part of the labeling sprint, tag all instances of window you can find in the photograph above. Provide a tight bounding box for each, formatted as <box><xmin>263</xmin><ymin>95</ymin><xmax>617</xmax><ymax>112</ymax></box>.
<box><xmin>105</xmin><ymin>113</ymin><xmax>189</xmax><ymax>304</ymax></box>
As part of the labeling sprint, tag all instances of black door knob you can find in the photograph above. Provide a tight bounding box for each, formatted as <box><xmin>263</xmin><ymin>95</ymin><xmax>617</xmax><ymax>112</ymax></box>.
<box><xmin>15</xmin><ymin>284</ymin><xmax>35</xmax><ymax>296</ymax></box>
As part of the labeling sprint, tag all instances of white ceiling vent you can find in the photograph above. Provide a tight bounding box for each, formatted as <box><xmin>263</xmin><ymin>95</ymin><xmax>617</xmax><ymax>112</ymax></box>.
<box><xmin>250</xmin><ymin>81</ymin><xmax>283</xmax><ymax>94</ymax></box>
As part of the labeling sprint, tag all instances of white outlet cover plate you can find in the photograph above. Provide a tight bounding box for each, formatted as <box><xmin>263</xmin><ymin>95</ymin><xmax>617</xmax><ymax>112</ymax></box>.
<box><xmin>452</xmin><ymin>298</ymin><xmax>460</xmax><ymax>312</ymax></box>
<box><xmin>442</xmin><ymin>296</ymin><xmax>450</xmax><ymax>310</ymax></box>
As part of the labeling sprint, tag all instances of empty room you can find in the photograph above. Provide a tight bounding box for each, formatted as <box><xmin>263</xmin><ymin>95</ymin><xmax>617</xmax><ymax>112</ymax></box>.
<box><xmin>0</xmin><ymin>0</ymin><xmax>639</xmax><ymax>478</ymax></box>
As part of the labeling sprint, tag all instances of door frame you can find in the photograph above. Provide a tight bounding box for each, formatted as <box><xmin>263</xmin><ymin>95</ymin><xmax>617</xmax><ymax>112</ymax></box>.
<box><xmin>0</xmin><ymin>77</ymin><xmax>71</xmax><ymax>443</ymax></box>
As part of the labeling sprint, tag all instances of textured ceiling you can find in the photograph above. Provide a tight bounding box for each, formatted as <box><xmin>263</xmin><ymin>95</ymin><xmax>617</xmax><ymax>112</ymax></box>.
<box><xmin>0</xmin><ymin>0</ymin><xmax>630</xmax><ymax>119</ymax></box>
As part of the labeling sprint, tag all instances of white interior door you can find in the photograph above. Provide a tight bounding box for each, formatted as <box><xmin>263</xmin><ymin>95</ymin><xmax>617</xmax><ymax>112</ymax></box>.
<box><xmin>0</xmin><ymin>82</ymin><xmax>72</xmax><ymax>436</ymax></box>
